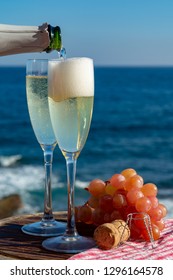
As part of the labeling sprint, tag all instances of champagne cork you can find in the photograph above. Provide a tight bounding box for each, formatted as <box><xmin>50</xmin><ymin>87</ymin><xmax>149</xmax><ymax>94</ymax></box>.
<box><xmin>111</xmin><ymin>219</ymin><xmax>130</xmax><ymax>242</ymax></box>
<box><xmin>94</xmin><ymin>220</ymin><xmax>130</xmax><ymax>250</ymax></box>
<box><xmin>94</xmin><ymin>223</ymin><xmax>120</xmax><ymax>250</ymax></box>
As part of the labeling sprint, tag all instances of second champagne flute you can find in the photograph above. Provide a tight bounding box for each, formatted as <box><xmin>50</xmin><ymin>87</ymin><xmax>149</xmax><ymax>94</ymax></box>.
<box><xmin>22</xmin><ymin>59</ymin><xmax>66</xmax><ymax>236</ymax></box>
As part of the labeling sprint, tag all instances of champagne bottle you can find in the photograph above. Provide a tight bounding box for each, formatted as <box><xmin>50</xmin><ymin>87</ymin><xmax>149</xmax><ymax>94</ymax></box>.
<box><xmin>0</xmin><ymin>23</ymin><xmax>62</xmax><ymax>56</ymax></box>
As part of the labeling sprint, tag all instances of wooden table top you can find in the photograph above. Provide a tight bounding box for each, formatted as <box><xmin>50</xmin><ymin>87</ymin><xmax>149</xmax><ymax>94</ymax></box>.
<box><xmin>0</xmin><ymin>212</ymin><xmax>74</xmax><ymax>260</ymax></box>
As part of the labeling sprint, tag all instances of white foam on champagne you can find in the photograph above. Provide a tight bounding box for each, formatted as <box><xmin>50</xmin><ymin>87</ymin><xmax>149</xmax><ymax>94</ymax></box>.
<box><xmin>48</xmin><ymin>57</ymin><xmax>94</xmax><ymax>102</ymax></box>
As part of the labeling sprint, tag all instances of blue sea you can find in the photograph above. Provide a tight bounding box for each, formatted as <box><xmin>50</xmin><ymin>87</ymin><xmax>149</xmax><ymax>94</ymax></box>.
<box><xmin>0</xmin><ymin>66</ymin><xmax>173</xmax><ymax>217</ymax></box>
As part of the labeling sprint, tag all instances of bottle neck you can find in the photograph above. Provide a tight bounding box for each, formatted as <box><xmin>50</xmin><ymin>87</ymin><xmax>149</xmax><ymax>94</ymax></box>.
<box><xmin>45</xmin><ymin>25</ymin><xmax>62</xmax><ymax>52</ymax></box>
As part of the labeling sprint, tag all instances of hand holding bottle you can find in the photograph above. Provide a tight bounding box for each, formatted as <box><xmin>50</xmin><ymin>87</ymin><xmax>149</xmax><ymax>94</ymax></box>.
<box><xmin>0</xmin><ymin>23</ymin><xmax>62</xmax><ymax>56</ymax></box>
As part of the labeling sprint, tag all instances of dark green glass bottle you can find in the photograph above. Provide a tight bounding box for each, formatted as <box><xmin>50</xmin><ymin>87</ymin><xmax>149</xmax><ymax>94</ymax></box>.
<box><xmin>45</xmin><ymin>25</ymin><xmax>62</xmax><ymax>52</ymax></box>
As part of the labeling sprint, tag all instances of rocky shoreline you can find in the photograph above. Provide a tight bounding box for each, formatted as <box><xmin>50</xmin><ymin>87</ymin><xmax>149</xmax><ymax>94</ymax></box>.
<box><xmin>0</xmin><ymin>194</ymin><xmax>22</xmax><ymax>219</ymax></box>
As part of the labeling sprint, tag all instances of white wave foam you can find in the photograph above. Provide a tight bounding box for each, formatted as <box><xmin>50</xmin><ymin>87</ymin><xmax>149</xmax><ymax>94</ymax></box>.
<box><xmin>0</xmin><ymin>154</ymin><xmax>22</xmax><ymax>167</ymax></box>
<box><xmin>75</xmin><ymin>179</ymin><xmax>89</xmax><ymax>189</ymax></box>
<box><xmin>0</xmin><ymin>165</ymin><xmax>88</xmax><ymax>198</ymax></box>
<box><xmin>0</xmin><ymin>165</ymin><xmax>61</xmax><ymax>196</ymax></box>
<box><xmin>0</xmin><ymin>164</ymin><xmax>61</xmax><ymax>213</ymax></box>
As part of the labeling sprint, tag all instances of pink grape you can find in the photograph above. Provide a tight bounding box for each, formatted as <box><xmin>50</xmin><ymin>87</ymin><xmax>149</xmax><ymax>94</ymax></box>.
<box><xmin>126</xmin><ymin>188</ymin><xmax>144</xmax><ymax>205</ymax></box>
<box><xmin>135</xmin><ymin>196</ymin><xmax>152</xmax><ymax>212</ymax></box>
<box><xmin>86</xmin><ymin>179</ymin><xmax>106</xmax><ymax>197</ymax></box>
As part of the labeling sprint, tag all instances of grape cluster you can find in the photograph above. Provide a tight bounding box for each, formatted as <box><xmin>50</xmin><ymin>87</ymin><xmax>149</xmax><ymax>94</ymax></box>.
<box><xmin>76</xmin><ymin>168</ymin><xmax>167</xmax><ymax>241</ymax></box>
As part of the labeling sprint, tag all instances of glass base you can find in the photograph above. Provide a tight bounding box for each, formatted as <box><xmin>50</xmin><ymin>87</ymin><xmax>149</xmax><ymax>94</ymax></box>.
<box><xmin>21</xmin><ymin>220</ymin><xmax>66</xmax><ymax>237</ymax></box>
<box><xmin>42</xmin><ymin>234</ymin><xmax>96</xmax><ymax>254</ymax></box>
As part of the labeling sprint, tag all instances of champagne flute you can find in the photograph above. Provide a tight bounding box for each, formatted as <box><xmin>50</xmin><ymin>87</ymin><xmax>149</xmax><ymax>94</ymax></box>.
<box><xmin>42</xmin><ymin>57</ymin><xmax>95</xmax><ymax>253</ymax></box>
<box><xmin>22</xmin><ymin>59</ymin><xmax>66</xmax><ymax>236</ymax></box>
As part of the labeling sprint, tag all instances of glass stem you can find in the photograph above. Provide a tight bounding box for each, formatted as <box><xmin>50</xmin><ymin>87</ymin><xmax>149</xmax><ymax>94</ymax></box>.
<box><xmin>64</xmin><ymin>152</ymin><xmax>78</xmax><ymax>237</ymax></box>
<box><xmin>42</xmin><ymin>144</ymin><xmax>55</xmax><ymax>223</ymax></box>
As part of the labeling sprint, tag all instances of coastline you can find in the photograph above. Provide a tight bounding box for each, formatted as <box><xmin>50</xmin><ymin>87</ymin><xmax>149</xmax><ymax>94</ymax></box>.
<box><xmin>0</xmin><ymin>194</ymin><xmax>22</xmax><ymax>219</ymax></box>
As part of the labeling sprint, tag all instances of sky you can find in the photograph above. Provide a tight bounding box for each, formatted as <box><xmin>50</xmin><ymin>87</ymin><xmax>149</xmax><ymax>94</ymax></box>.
<box><xmin>0</xmin><ymin>0</ymin><xmax>173</xmax><ymax>66</ymax></box>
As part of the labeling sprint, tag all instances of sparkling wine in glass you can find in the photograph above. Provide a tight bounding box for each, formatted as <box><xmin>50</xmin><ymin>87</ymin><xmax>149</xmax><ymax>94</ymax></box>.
<box><xmin>42</xmin><ymin>57</ymin><xmax>95</xmax><ymax>253</ymax></box>
<box><xmin>21</xmin><ymin>59</ymin><xmax>66</xmax><ymax>236</ymax></box>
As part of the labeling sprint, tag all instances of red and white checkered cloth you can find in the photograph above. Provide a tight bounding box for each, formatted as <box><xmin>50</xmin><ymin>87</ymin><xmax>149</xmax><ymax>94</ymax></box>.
<box><xmin>70</xmin><ymin>219</ymin><xmax>173</xmax><ymax>260</ymax></box>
